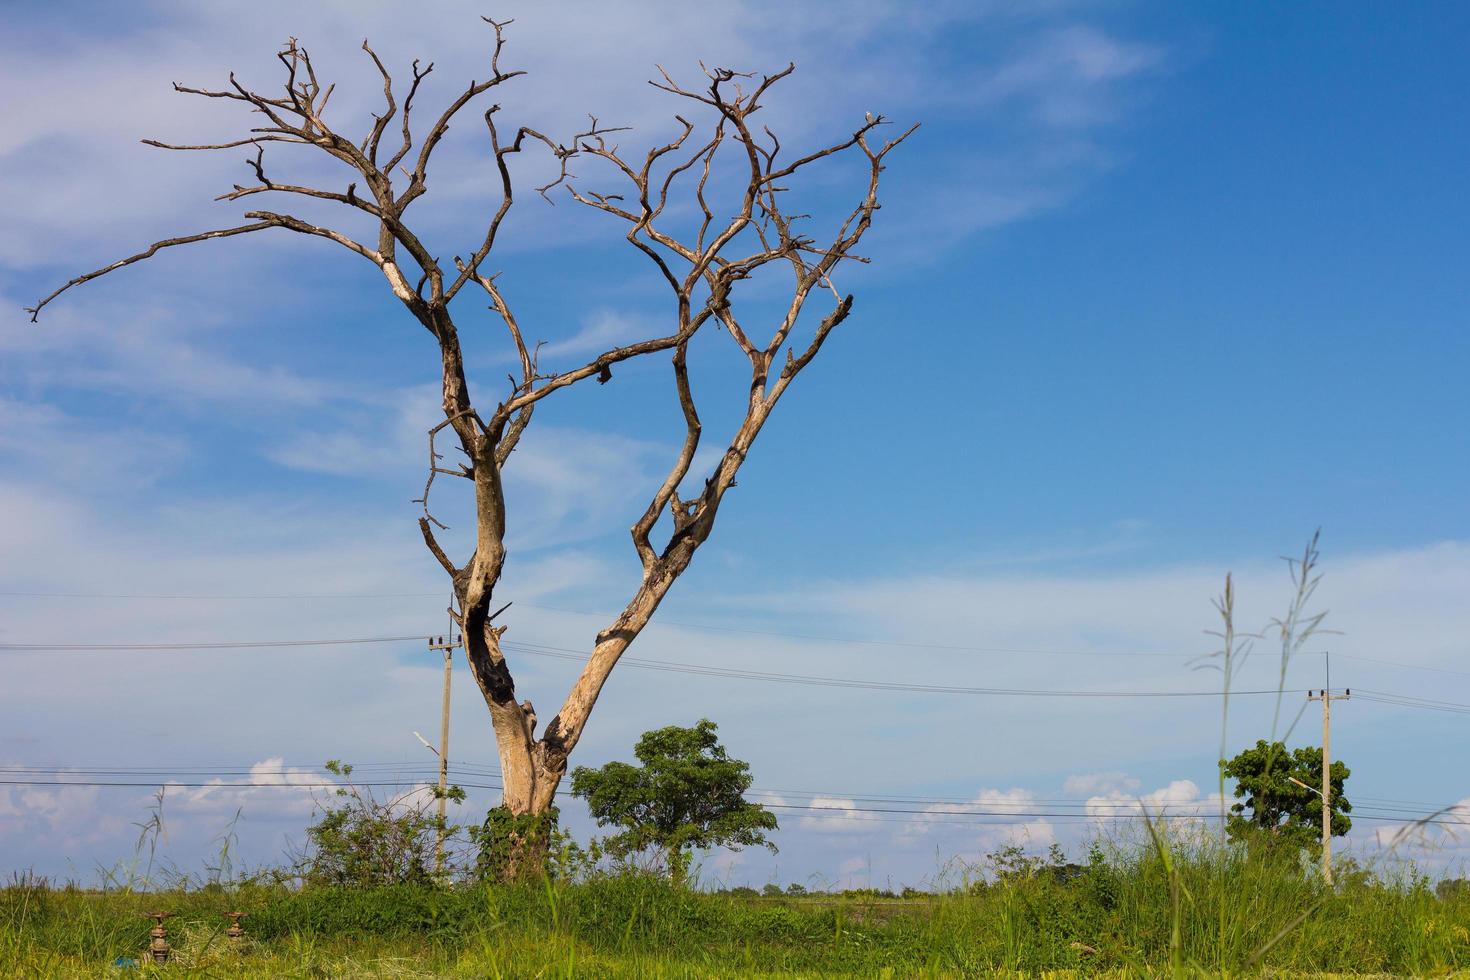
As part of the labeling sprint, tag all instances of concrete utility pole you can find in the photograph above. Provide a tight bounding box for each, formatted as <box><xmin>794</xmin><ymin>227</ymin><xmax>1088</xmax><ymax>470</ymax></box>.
<box><xmin>426</xmin><ymin>627</ymin><xmax>461</xmax><ymax>877</ymax></box>
<box><xmin>1307</xmin><ymin>663</ymin><xmax>1350</xmax><ymax>886</ymax></box>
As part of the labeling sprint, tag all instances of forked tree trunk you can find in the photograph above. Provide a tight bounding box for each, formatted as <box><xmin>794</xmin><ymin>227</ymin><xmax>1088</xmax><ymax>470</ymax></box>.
<box><xmin>454</xmin><ymin>457</ymin><xmax>701</xmax><ymax>878</ymax></box>
<box><xmin>22</xmin><ymin>23</ymin><xmax>912</xmax><ymax>884</ymax></box>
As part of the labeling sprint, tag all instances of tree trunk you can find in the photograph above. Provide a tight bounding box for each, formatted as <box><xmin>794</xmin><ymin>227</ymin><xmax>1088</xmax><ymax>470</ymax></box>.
<box><xmin>460</xmin><ymin>557</ymin><xmax>688</xmax><ymax>877</ymax></box>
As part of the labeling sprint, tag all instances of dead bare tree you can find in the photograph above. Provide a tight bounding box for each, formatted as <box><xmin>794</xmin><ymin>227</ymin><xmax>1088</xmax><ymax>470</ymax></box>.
<box><xmin>28</xmin><ymin>19</ymin><xmax>915</xmax><ymax>866</ymax></box>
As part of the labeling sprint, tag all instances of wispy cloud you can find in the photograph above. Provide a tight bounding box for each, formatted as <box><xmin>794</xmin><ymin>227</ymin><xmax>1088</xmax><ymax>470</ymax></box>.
<box><xmin>0</xmin><ymin>396</ymin><xmax>185</xmax><ymax>490</ymax></box>
<box><xmin>263</xmin><ymin>380</ymin><xmax>684</xmax><ymax>552</ymax></box>
<box><xmin>975</xmin><ymin>25</ymin><xmax>1163</xmax><ymax>128</ymax></box>
<box><xmin>1</xmin><ymin>287</ymin><xmax>341</xmax><ymax>413</ymax></box>
<box><xmin>1</xmin><ymin>1</ymin><xmax>1163</xmax><ymax>273</ymax></box>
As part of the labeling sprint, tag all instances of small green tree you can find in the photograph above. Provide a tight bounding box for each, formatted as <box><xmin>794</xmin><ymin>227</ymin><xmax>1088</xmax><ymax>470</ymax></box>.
<box><xmin>1220</xmin><ymin>740</ymin><xmax>1351</xmax><ymax>853</ymax></box>
<box><xmin>570</xmin><ymin>719</ymin><xmax>778</xmax><ymax>886</ymax></box>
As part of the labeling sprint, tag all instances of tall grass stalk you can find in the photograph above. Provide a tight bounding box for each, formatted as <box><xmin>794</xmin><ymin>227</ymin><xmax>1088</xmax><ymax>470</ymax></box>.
<box><xmin>1202</xmin><ymin>533</ymin><xmax>1340</xmax><ymax>971</ymax></box>
<box><xmin>1266</xmin><ymin>531</ymin><xmax>1335</xmax><ymax>767</ymax></box>
<box><xmin>1202</xmin><ymin>570</ymin><xmax>1257</xmax><ymax>967</ymax></box>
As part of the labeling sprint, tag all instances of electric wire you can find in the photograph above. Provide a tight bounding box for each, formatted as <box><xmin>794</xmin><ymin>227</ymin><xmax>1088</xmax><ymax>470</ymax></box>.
<box><xmin>1</xmin><ymin>603</ymin><xmax>1466</xmax><ymax>830</ymax></box>
<box><xmin>1353</xmin><ymin>690</ymin><xmax>1470</xmax><ymax>714</ymax></box>
<box><xmin>4</xmin><ymin>756</ymin><xmax>1461</xmax><ymax>806</ymax></box>
<box><xmin>11</xmin><ymin>587</ymin><xmax>1470</xmax><ymax>678</ymax></box>
<box><xmin>1</xmin><ymin>763</ymin><xmax>1463</xmax><ymax>827</ymax></box>
<box><xmin>0</xmin><ymin>633</ymin><xmax>1311</xmax><ymax>697</ymax></box>
<box><xmin>2</xmin><ymin>590</ymin><xmax>1465</xmax><ymax>678</ymax></box>
<box><xmin>0</xmin><ymin>635</ymin><xmax>428</xmax><ymax>652</ymax></box>
<box><xmin>2</xmin><ymin>630</ymin><xmax>1467</xmax><ymax>707</ymax></box>
<box><xmin>2</xmin><ymin>777</ymin><xmax>1462</xmax><ymax>829</ymax></box>
<box><xmin>499</xmin><ymin>640</ymin><xmax>1309</xmax><ymax>698</ymax></box>
<box><xmin>0</xmin><ymin>591</ymin><xmax>444</xmax><ymax>600</ymax></box>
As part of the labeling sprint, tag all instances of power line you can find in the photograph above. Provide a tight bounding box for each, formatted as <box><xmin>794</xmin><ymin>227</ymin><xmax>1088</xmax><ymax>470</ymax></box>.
<box><xmin>4</xmin><ymin>627</ymin><xmax>1466</xmax><ymax>706</ymax></box>
<box><xmin>2</xmin><ymin>591</ymin><xmax>1187</xmax><ymax>656</ymax></box>
<box><xmin>1354</xmin><ymin>691</ymin><xmax>1470</xmax><ymax>715</ymax></box>
<box><xmin>1339</xmin><ymin>656</ymin><xmax>1470</xmax><ymax>679</ymax></box>
<box><xmin>0</xmin><ymin>779</ymin><xmax>505</xmax><ymax>791</ymax></box>
<box><xmin>0</xmin><ymin>594</ymin><xmax>1205</xmax><ymax>659</ymax></box>
<box><xmin>761</xmin><ymin>801</ymin><xmax>1470</xmax><ymax>826</ymax></box>
<box><xmin>500</xmin><ymin>639</ymin><xmax>1307</xmax><ymax>698</ymax></box>
<box><xmin>1</xmin><ymin>770</ymin><xmax>1448</xmax><ymax>821</ymax></box>
<box><xmin>764</xmin><ymin>805</ymin><xmax>1470</xmax><ymax>829</ymax></box>
<box><xmin>3</xmin><ymin>761</ymin><xmax>1461</xmax><ymax>823</ymax></box>
<box><xmin>4</xmin><ymin>590</ymin><xmax>1466</xmax><ymax>678</ymax></box>
<box><xmin>3</xmin><ymin>778</ymin><xmax>1462</xmax><ymax>829</ymax></box>
<box><xmin>0</xmin><ymin>590</ymin><xmax>444</xmax><ymax>600</ymax></box>
<box><xmin>516</xmin><ymin>603</ymin><xmax>1198</xmax><ymax>659</ymax></box>
<box><xmin>0</xmin><ymin>635</ymin><xmax>428</xmax><ymax>652</ymax></box>
<box><xmin>0</xmin><ymin>631</ymin><xmax>1306</xmax><ymax>696</ymax></box>
<box><xmin>0</xmin><ymin>768</ymin><xmax>1185</xmax><ymax>812</ymax></box>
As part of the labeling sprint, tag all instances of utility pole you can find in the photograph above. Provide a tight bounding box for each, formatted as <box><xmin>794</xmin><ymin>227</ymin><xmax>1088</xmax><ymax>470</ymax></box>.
<box><xmin>1306</xmin><ymin>653</ymin><xmax>1350</xmax><ymax>885</ymax></box>
<box><xmin>426</xmin><ymin>621</ymin><xmax>461</xmax><ymax>878</ymax></box>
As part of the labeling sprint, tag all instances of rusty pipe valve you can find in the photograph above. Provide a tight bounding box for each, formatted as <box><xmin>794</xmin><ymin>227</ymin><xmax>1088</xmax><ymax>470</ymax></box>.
<box><xmin>144</xmin><ymin>911</ymin><xmax>172</xmax><ymax>963</ymax></box>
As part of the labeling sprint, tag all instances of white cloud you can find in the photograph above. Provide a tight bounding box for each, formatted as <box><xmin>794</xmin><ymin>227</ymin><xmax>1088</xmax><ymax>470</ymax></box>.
<box><xmin>166</xmin><ymin>758</ymin><xmax>327</xmax><ymax>820</ymax></box>
<box><xmin>902</xmin><ymin>787</ymin><xmax>1059</xmax><ymax>858</ymax></box>
<box><xmin>0</xmin><ymin>781</ymin><xmax>112</xmax><ymax>846</ymax></box>
<box><xmin>266</xmin><ymin>390</ymin><xmax>686</xmax><ymax>552</ymax></box>
<box><xmin>263</xmin><ymin>383</ymin><xmax>442</xmax><ymax>477</ymax></box>
<box><xmin>798</xmin><ymin>796</ymin><xmax>868</xmax><ymax>835</ymax></box>
<box><xmin>1</xmin><ymin>1</ymin><xmax>1161</xmax><ymax>273</ymax></box>
<box><xmin>1085</xmin><ymin>779</ymin><xmax>1220</xmax><ymax>822</ymax></box>
<box><xmin>1359</xmin><ymin>799</ymin><xmax>1470</xmax><ymax>866</ymax></box>
<box><xmin>0</xmin><ymin>396</ymin><xmax>185</xmax><ymax>491</ymax></box>
<box><xmin>1064</xmin><ymin>771</ymin><xmax>1141</xmax><ymax>796</ymax></box>
<box><xmin>533</xmin><ymin>311</ymin><xmax>650</xmax><ymax>364</ymax></box>
<box><xmin>976</xmin><ymin>25</ymin><xmax>1162</xmax><ymax>128</ymax></box>
<box><xmin>1</xmin><ymin>286</ymin><xmax>341</xmax><ymax>413</ymax></box>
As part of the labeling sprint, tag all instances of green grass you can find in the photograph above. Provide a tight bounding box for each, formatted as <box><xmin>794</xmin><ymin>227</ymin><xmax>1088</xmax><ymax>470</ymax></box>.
<box><xmin>4</xmin><ymin>841</ymin><xmax>1469</xmax><ymax>977</ymax></box>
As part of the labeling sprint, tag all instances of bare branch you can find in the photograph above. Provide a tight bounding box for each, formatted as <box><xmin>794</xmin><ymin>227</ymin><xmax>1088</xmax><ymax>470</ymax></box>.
<box><xmin>631</xmin><ymin>341</ymin><xmax>702</xmax><ymax>569</ymax></box>
<box><xmin>383</xmin><ymin>58</ymin><xmax>434</xmax><ymax>175</ymax></box>
<box><xmin>397</xmin><ymin>18</ymin><xmax>527</xmax><ymax>212</ymax></box>
<box><xmin>419</xmin><ymin>517</ymin><xmax>459</xmax><ymax>578</ymax></box>
<box><xmin>142</xmin><ymin>135</ymin><xmax>308</xmax><ymax>151</ymax></box>
<box><xmin>772</xmin><ymin>294</ymin><xmax>854</xmax><ymax>394</ymax></box>
<box><xmin>443</xmin><ymin>114</ymin><xmax>565</xmax><ymax>302</ymax></box>
<box><xmin>359</xmin><ymin>40</ymin><xmax>398</xmax><ymax>163</ymax></box>
<box><xmin>28</xmin><ymin>221</ymin><xmax>276</xmax><ymax>321</ymax></box>
<box><xmin>414</xmin><ymin>412</ymin><xmax>478</xmax><ymax>531</ymax></box>
<box><xmin>456</xmin><ymin>259</ymin><xmax>537</xmax><ymax>467</ymax></box>
<box><xmin>239</xmin><ymin>210</ymin><xmax>381</xmax><ymax>262</ymax></box>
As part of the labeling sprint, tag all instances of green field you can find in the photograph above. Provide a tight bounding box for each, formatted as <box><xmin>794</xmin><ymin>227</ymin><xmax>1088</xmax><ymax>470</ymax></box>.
<box><xmin>5</xmin><ymin>841</ymin><xmax>1469</xmax><ymax>978</ymax></box>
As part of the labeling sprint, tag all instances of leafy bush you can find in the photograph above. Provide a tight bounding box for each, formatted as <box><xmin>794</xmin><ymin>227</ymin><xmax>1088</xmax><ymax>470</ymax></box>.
<box><xmin>468</xmin><ymin>804</ymin><xmax>593</xmax><ymax>882</ymax></box>
<box><xmin>295</xmin><ymin>761</ymin><xmax>462</xmax><ymax>887</ymax></box>
<box><xmin>1440</xmin><ymin>878</ymin><xmax>1470</xmax><ymax>901</ymax></box>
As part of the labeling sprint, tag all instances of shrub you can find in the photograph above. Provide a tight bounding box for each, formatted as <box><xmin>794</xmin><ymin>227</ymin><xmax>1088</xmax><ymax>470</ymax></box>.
<box><xmin>295</xmin><ymin>761</ymin><xmax>461</xmax><ymax>887</ymax></box>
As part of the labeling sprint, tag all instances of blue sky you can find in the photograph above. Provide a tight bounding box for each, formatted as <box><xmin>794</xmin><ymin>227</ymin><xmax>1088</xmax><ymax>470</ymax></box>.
<box><xmin>2</xmin><ymin>1</ymin><xmax>1468</xmax><ymax>887</ymax></box>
